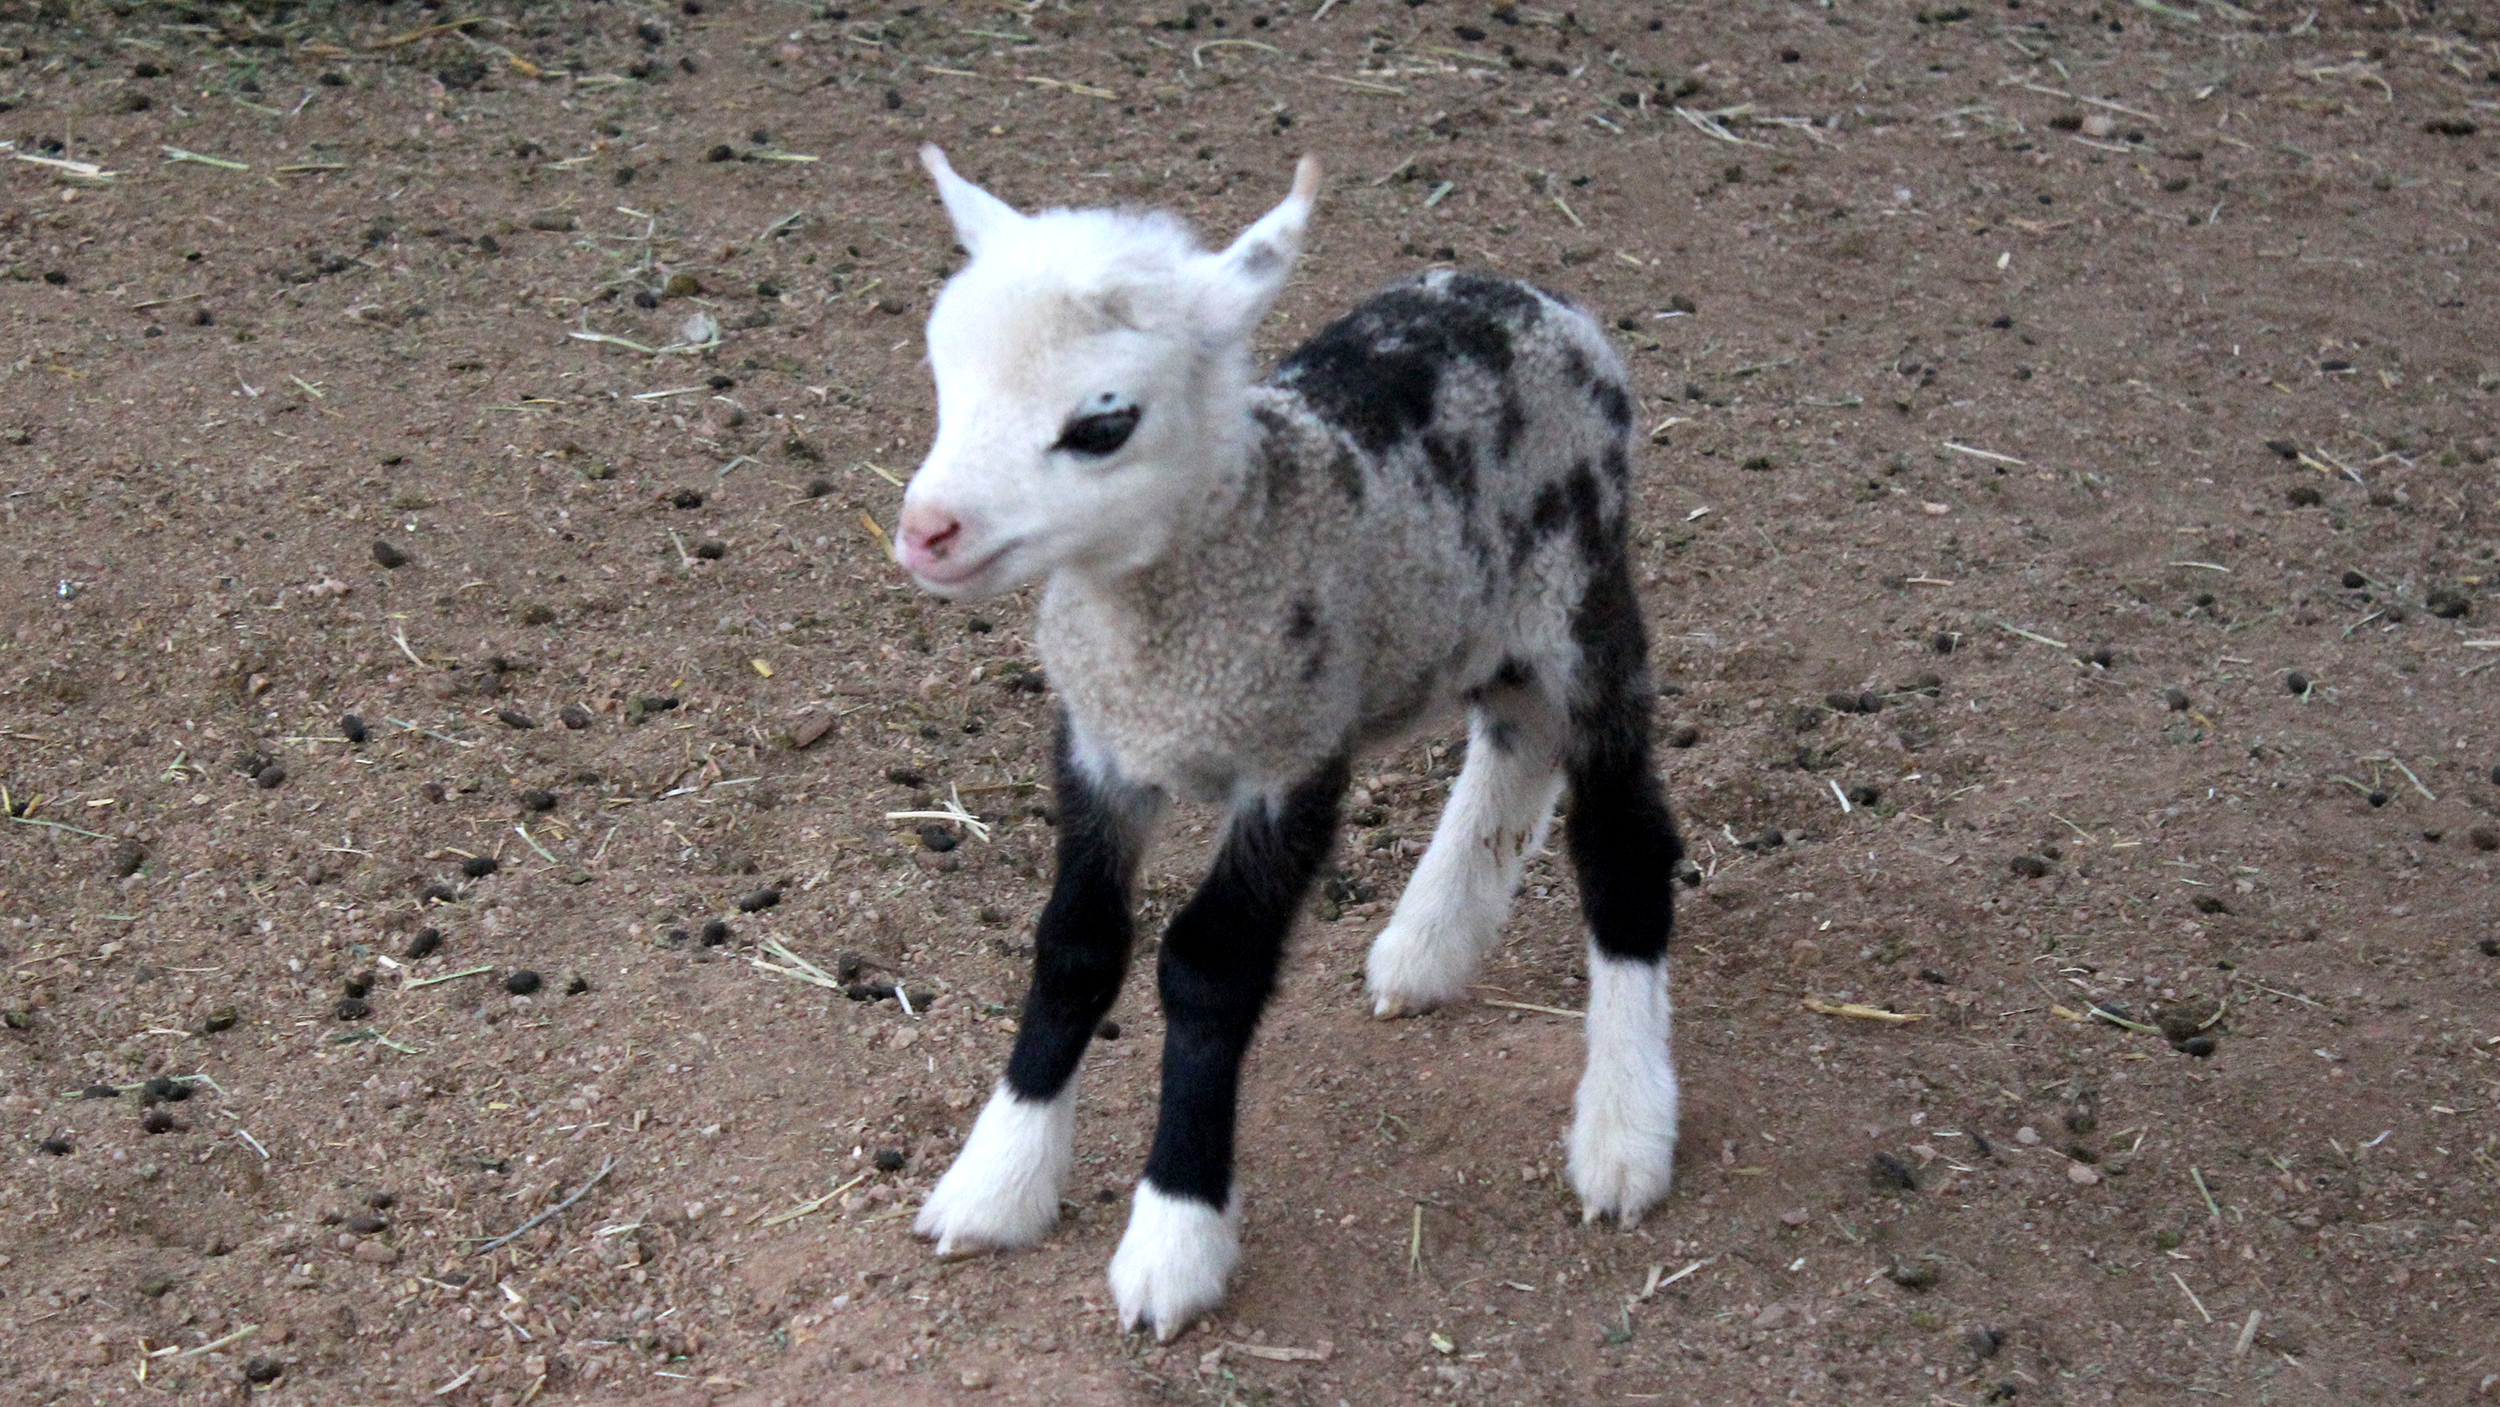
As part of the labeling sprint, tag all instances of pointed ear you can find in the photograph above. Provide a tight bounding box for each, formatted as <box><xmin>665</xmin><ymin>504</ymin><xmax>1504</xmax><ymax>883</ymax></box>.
<box><xmin>920</xmin><ymin>144</ymin><xmax>1024</xmax><ymax>257</ymax></box>
<box><xmin>1198</xmin><ymin>155</ymin><xmax>1321</xmax><ymax>337</ymax></box>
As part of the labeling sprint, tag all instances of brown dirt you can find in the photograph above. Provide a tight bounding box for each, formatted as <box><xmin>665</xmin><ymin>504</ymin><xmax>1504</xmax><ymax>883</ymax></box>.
<box><xmin>4</xmin><ymin>1</ymin><xmax>2498</xmax><ymax>1403</ymax></box>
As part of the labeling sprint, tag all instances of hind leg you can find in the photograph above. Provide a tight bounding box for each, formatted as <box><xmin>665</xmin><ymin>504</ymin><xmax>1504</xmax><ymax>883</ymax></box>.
<box><xmin>1559</xmin><ymin>563</ymin><xmax>1685</xmax><ymax>1224</ymax></box>
<box><xmin>1365</xmin><ymin>694</ymin><xmax>1565</xmax><ymax>1017</ymax></box>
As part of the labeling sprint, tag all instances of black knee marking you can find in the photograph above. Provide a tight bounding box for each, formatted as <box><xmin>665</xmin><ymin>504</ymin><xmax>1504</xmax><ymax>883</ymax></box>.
<box><xmin>1564</xmin><ymin>553</ymin><xmax>1681</xmax><ymax>965</ymax></box>
<box><xmin>1002</xmin><ymin>720</ymin><xmax>1155</xmax><ymax>1103</ymax></box>
<box><xmin>1141</xmin><ymin>759</ymin><xmax>1349</xmax><ymax>1207</ymax></box>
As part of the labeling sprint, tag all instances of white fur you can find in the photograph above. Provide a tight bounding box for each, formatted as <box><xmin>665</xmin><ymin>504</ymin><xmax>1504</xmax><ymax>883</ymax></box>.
<box><xmin>1367</xmin><ymin>709</ymin><xmax>1565</xmax><ymax>1016</ymax></box>
<box><xmin>1567</xmin><ymin>947</ymin><xmax>1680</xmax><ymax>1224</ymax></box>
<box><xmin>1107</xmin><ymin>1182</ymin><xmax>1240</xmax><ymax>1341</ymax></box>
<box><xmin>914</xmin><ymin>1083</ymin><xmax>1076</xmax><ymax>1254</ymax></box>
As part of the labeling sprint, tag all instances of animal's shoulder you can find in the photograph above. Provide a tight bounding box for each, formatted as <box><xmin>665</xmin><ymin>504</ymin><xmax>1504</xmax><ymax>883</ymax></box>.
<box><xmin>1265</xmin><ymin>271</ymin><xmax>1611</xmax><ymax>456</ymax></box>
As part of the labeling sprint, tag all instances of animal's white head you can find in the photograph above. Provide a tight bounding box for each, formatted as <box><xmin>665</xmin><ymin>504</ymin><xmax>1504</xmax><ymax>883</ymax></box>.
<box><xmin>895</xmin><ymin>146</ymin><xmax>1321</xmax><ymax>599</ymax></box>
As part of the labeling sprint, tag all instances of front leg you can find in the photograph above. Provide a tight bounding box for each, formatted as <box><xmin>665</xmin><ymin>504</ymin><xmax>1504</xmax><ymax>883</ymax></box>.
<box><xmin>917</xmin><ymin>720</ymin><xmax>1162</xmax><ymax>1255</ymax></box>
<box><xmin>1110</xmin><ymin>759</ymin><xmax>1349</xmax><ymax>1339</ymax></box>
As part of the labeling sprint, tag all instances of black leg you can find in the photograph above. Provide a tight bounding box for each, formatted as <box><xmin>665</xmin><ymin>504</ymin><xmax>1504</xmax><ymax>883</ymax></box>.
<box><xmin>1001</xmin><ymin>717</ymin><xmax>1161</xmax><ymax>1103</ymax></box>
<box><xmin>1562</xmin><ymin>549</ymin><xmax>1683</xmax><ymax>959</ymax></box>
<box><xmin>1141</xmin><ymin>758</ymin><xmax>1350</xmax><ymax>1208</ymax></box>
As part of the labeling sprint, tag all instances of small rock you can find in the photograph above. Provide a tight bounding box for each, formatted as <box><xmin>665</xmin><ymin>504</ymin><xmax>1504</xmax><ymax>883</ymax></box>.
<box><xmin>2163</xmin><ymin>687</ymin><xmax>2190</xmax><ymax>711</ymax></box>
<box><xmin>2367</xmin><ymin>789</ymin><xmax>2390</xmax><ymax>808</ymax></box>
<box><xmin>873</xmin><ymin>1148</ymin><xmax>907</xmax><ymax>1173</ymax></box>
<box><xmin>254</xmin><ymin>766</ymin><xmax>287</xmax><ymax>790</ymax></box>
<box><xmin>141</xmin><ymin>1108</ymin><xmax>176</xmax><ymax>1135</ymax></box>
<box><xmin>701</xmin><ymin>918</ymin><xmax>731</xmax><ymax>946</ymax></box>
<box><xmin>560</xmin><ymin>704</ymin><xmax>594</xmax><ymax>730</ymax></box>
<box><xmin>342</xmin><ymin>972</ymin><xmax>372</xmax><ymax>999</ymax></box>
<box><xmin>670</xmin><ymin>488</ymin><xmax>706</xmax><ymax>509</ymax></box>
<box><xmin>372</xmin><ymin>539</ymin><xmax>409</xmax><ymax>569</ymax></box>
<box><xmin>694</xmin><ymin>538</ymin><xmax>727</xmax><ymax>560</ymax></box>
<box><xmin>566</xmin><ymin>974</ymin><xmax>591</xmax><ymax>995</ymax></box>
<box><xmin>461</xmin><ymin>855</ymin><xmax>499</xmax><ymax>879</ymax></box>
<box><xmin>737</xmin><ymin>887</ymin><xmax>781</xmax><ymax>913</ymax></box>
<box><xmin>919</xmin><ymin>824</ymin><xmax>959</xmax><ymax>853</ymax></box>
<box><xmin>1967</xmin><ymin>1326</ymin><xmax>2004</xmax><ymax>1359</ymax></box>
<box><xmin>405</xmin><ymin>928</ymin><xmax>443</xmax><ymax>960</ymax></box>
<box><xmin>1886</xmin><ymin>1261</ymin><xmax>1940</xmax><ymax>1290</ymax></box>
<box><xmin>144</xmin><ymin>1076</ymin><xmax>190</xmax><ymax>1104</ymax></box>
<box><xmin>334</xmin><ymin>997</ymin><xmax>370</xmax><ymax>1021</ymax></box>
<box><xmin>2284</xmin><ymin>671</ymin><xmax>2309</xmax><ymax>696</ymax></box>
<box><xmin>2008</xmin><ymin>854</ymin><xmax>2050</xmax><ymax>878</ymax></box>
<box><xmin>139</xmin><ymin>1273</ymin><xmax>176</xmax><ymax>1297</ymax></box>
<box><xmin>2066</xmin><ymin>1160</ymin><xmax>2102</xmax><ymax>1185</ymax></box>
<box><xmin>664</xmin><ymin>272</ymin><xmax>702</xmax><ymax>299</ymax></box>
<box><xmin>1778</xmin><ymin>1207</ymin><xmax>1813</xmax><ymax>1227</ymax></box>
<box><xmin>1097</xmin><ymin>1019</ymin><xmax>1122</xmax><ymax>1040</ymax></box>
<box><xmin>2014</xmin><ymin>1125</ymin><xmax>2042</xmax><ymax>1146</ymax></box>
<box><xmin>111</xmin><ymin>840</ymin><xmax>147</xmax><ymax>878</ymax></box>
<box><xmin>2287</xmin><ymin>483</ymin><xmax>2322</xmax><ymax>507</ymax></box>
<box><xmin>85</xmin><ymin>1083</ymin><xmax>120</xmax><ymax>1099</ymax></box>
<box><xmin>1752</xmin><ymin>1303</ymin><xmax>1791</xmax><ymax>1329</ymax></box>
<box><xmin>341</xmin><ymin>713</ymin><xmax>369</xmax><ymax>744</ymax></box>
<box><xmin>352</xmin><ymin>1240</ymin><xmax>399</xmax><ymax>1266</ymax></box>
<box><xmin>2181</xmin><ymin>1035</ymin><xmax>2218</xmax><ymax>1058</ymax></box>
<box><xmin>2264</xmin><ymin>439</ymin><xmax>2298</xmax><ymax>459</ymax></box>
<box><xmin>1665</xmin><ymin>723</ymin><xmax>1701</xmax><ymax>748</ymax></box>
<box><xmin>520</xmin><ymin>789</ymin><xmax>558</xmax><ymax>812</ymax></box>
<box><xmin>2477</xmin><ymin>938</ymin><xmax>2498</xmax><ymax>958</ymax></box>
<box><xmin>346</xmin><ymin>1212</ymin><xmax>387</xmax><ymax>1235</ymax></box>
<box><xmin>497</xmin><ymin>709</ymin><xmax>536</xmax><ymax>730</ymax></box>
<box><xmin>2426</xmin><ymin>588</ymin><xmax>2471</xmax><ymax>620</ymax></box>
<box><xmin>1869</xmin><ymin>1153</ymin><xmax>1918</xmax><ymax>1192</ymax></box>
<box><xmin>504</xmin><ymin>970</ymin><xmax>543</xmax><ymax>995</ymax></box>
<box><xmin>243</xmin><ymin>1356</ymin><xmax>284</xmax><ymax>1384</ymax></box>
<box><xmin>419</xmin><ymin>782</ymin><xmax>447</xmax><ymax>804</ymax></box>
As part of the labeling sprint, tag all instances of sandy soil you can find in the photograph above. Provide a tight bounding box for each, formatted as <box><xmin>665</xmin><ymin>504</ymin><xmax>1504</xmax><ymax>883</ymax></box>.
<box><xmin>3</xmin><ymin>0</ymin><xmax>2497</xmax><ymax>1403</ymax></box>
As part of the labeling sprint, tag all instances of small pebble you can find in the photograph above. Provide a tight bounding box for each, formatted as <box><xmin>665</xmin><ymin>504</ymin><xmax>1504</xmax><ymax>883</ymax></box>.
<box><xmin>2286</xmin><ymin>483</ymin><xmax>2322</xmax><ymax>507</ymax></box>
<box><xmin>737</xmin><ymin>886</ymin><xmax>782</xmax><ymax>913</ymax></box>
<box><xmin>372</xmin><ymin>539</ymin><xmax>409</xmax><ymax>569</ymax></box>
<box><xmin>2014</xmin><ymin>1125</ymin><xmax>2041</xmax><ymax>1145</ymax></box>
<box><xmin>561</xmin><ymin>704</ymin><xmax>594</xmax><ymax>730</ymax></box>
<box><xmin>143</xmin><ymin>1075</ymin><xmax>190</xmax><ymax>1104</ymax></box>
<box><xmin>1887</xmin><ymin>1261</ymin><xmax>1940</xmax><ymax>1290</ymax></box>
<box><xmin>2477</xmin><ymin>938</ymin><xmax>2498</xmax><ymax>958</ymax></box>
<box><xmin>461</xmin><ymin>855</ymin><xmax>499</xmax><ymax>879</ymax></box>
<box><xmin>342</xmin><ymin>973</ymin><xmax>372</xmax><ymax>999</ymax></box>
<box><xmin>701</xmin><ymin>918</ymin><xmax>732</xmax><ymax>945</ymax></box>
<box><xmin>367</xmin><ymin>1190</ymin><xmax>396</xmax><ymax>1208</ymax></box>
<box><xmin>2181</xmin><ymin>1035</ymin><xmax>2218</xmax><ymax>1058</ymax></box>
<box><xmin>2341</xmin><ymin>570</ymin><xmax>2367</xmax><ymax>589</ymax></box>
<box><xmin>2285</xmin><ymin>671</ymin><xmax>2309</xmax><ymax>695</ymax></box>
<box><xmin>139</xmin><ymin>1273</ymin><xmax>175</xmax><ymax>1297</ymax></box>
<box><xmin>2467</xmin><ymin>827</ymin><xmax>2498</xmax><ymax>852</ymax></box>
<box><xmin>1968</xmin><ymin>1326</ymin><xmax>2004</xmax><ymax>1360</ymax></box>
<box><xmin>254</xmin><ymin>766</ymin><xmax>286</xmax><ymax>789</ymax></box>
<box><xmin>497</xmin><ymin>709</ymin><xmax>536</xmax><ymax>730</ymax></box>
<box><xmin>504</xmin><ymin>970</ymin><xmax>543</xmax><ymax>996</ymax></box>
<box><xmin>84</xmin><ymin>1083</ymin><xmax>119</xmax><ymax>1099</ymax></box>
<box><xmin>873</xmin><ymin>1148</ymin><xmax>908</xmax><ymax>1172</ymax></box>
<box><xmin>346</xmin><ymin>1212</ymin><xmax>388</xmax><ymax>1235</ymax></box>
<box><xmin>1097</xmin><ymin>1019</ymin><xmax>1122</xmax><ymax>1040</ymax></box>
<box><xmin>335</xmin><ymin>997</ymin><xmax>370</xmax><ymax>1021</ymax></box>
<box><xmin>1665</xmin><ymin>723</ymin><xmax>1700</xmax><ymax>749</ymax></box>
<box><xmin>142</xmin><ymin>1108</ymin><xmax>176</xmax><ymax>1135</ymax></box>
<box><xmin>566</xmin><ymin>974</ymin><xmax>591</xmax><ymax>995</ymax></box>
<box><xmin>201</xmin><ymin>1006</ymin><xmax>238</xmax><ymax>1033</ymax></box>
<box><xmin>243</xmin><ymin>1356</ymin><xmax>283</xmax><ymax>1384</ymax></box>
<box><xmin>405</xmin><ymin>928</ymin><xmax>443</xmax><ymax>960</ymax></box>
<box><xmin>2366</xmin><ymin>790</ymin><xmax>2390</xmax><ymax>808</ymax></box>
<box><xmin>1846</xmin><ymin>783</ymin><xmax>1882</xmax><ymax>806</ymax></box>
<box><xmin>671</xmin><ymin>488</ymin><xmax>706</xmax><ymax>509</ymax></box>
<box><xmin>520</xmin><ymin>789</ymin><xmax>558</xmax><ymax>812</ymax></box>
<box><xmin>919</xmin><ymin>824</ymin><xmax>959</xmax><ymax>853</ymax></box>
<box><xmin>2163</xmin><ymin>687</ymin><xmax>2190</xmax><ymax>711</ymax></box>
<box><xmin>694</xmin><ymin>539</ymin><xmax>727</xmax><ymax>560</ymax></box>
<box><xmin>2008</xmin><ymin>854</ymin><xmax>2049</xmax><ymax>878</ymax></box>
<box><xmin>341</xmin><ymin>713</ymin><xmax>369</xmax><ymax>744</ymax></box>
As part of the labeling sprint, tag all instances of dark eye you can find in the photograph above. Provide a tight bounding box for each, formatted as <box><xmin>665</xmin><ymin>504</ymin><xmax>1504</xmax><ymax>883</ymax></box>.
<box><xmin>1053</xmin><ymin>405</ymin><xmax>1141</xmax><ymax>457</ymax></box>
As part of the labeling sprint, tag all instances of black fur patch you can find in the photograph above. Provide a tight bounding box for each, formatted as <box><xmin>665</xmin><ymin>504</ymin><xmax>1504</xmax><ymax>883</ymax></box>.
<box><xmin>1420</xmin><ymin>430</ymin><xmax>1479</xmax><ymax>509</ymax></box>
<box><xmin>1559</xmin><ymin>342</ymin><xmax>1596</xmax><ymax>388</ymax></box>
<box><xmin>1285</xmin><ymin>596</ymin><xmax>1321</xmax><ymax>641</ymax></box>
<box><xmin>1563</xmin><ymin>551</ymin><xmax>1681</xmax><ymax>964</ymax></box>
<box><xmin>1601</xmin><ymin>441</ymin><xmax>1631</xmax><ymax>483</ymax></box>
<box><xmin>1562</xmin><ymin>459</ymin><xmax>1612</xmax><ymax>566</ymax></box>
<box><xmin>1249</xmin><ymin>405</ymin><xmax>1301</xmax><ymax>505</ymax></box>
<box><xmin>1276</xmin><ymin>276</ymin><xmax>1530</xmax><ymax>455</ymax></box>
<box><xmin>1511</xmin><ymin>479</ymin><xmax>1572</xmax><ymax>573</ymax></box>
<box><xmin>1494</xmin><ymin>392</ymin><xmax>1528</xmax><ymax>461</ymax></box>
<box><xmin>1327</xmin><ymin>445</ymin><xmax>1366</xmax><ymax>503</ymax></box>
<box><xmin>1592</xmin><ymin>377</ymin><xmax>1632</xmax><ymax>429</ymax></box>
<box><xmin>1484</xmin><ymin>718</ymin><xmax>1520</xmax><ymax>754</ymax></box>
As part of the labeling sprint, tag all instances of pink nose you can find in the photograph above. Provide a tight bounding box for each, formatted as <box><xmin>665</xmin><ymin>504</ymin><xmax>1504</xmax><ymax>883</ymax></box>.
<box><xmin>896</xmin><ymin>502</ymin><xmax>963</xmax><ymax>573</ymax></box>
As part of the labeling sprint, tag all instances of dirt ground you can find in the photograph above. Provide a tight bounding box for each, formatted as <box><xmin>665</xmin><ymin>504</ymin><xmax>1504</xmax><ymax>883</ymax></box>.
<box><xmin>3</xmin><ymin>0</ymin><xmax>2497</xmax><ymax>1402</ymax></box>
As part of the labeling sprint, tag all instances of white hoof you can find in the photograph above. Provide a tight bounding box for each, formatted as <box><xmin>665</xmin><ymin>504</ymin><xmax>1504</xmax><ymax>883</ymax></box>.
<box><xmin>1365</xmin><ymin>915</ymin><xmax>1484</xmax><ymax>1018</ymax></box>
<box><xmin>913</xmin><ymin>1084</ymin><xmax>1074</xmax><ymax>1255</ymax></box>
<box><xmin>1107</xmin><ymin>1182</ymin><xmax>1238</xmax><ymax>1341</ymax></box>
<box><xmin>1566</xmin><ymin>951</ymin><xmax>1680</xmax><ymax>1225</ymax></box>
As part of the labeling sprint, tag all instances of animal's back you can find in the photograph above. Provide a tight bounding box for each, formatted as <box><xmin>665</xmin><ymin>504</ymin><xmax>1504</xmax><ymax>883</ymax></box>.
<box><xmin>1038</xmin><ymin>270</ymin><xmax>1642</xmax><ymax>799</ymax></box>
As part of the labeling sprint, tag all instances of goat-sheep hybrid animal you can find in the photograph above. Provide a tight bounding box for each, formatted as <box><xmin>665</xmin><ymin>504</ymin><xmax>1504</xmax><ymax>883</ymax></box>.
<box><xmin>895</xmin><ymin>147</ymin><xmax>1685</xmax><ymax>1339</ymax></box>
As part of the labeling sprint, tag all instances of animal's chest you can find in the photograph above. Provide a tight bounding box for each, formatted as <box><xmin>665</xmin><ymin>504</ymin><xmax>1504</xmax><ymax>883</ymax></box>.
<box><xmin>1038</xmin><ymin>584</ymin><xmax>1352</xmax><ymax>801</ymax></box>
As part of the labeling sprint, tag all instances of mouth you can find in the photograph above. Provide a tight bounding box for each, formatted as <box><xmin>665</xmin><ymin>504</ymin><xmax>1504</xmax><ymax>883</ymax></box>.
<box><xmin>904</xmin><ymin>540</ymin><xmax>1017</xmax><ymax>594</ymax></box>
